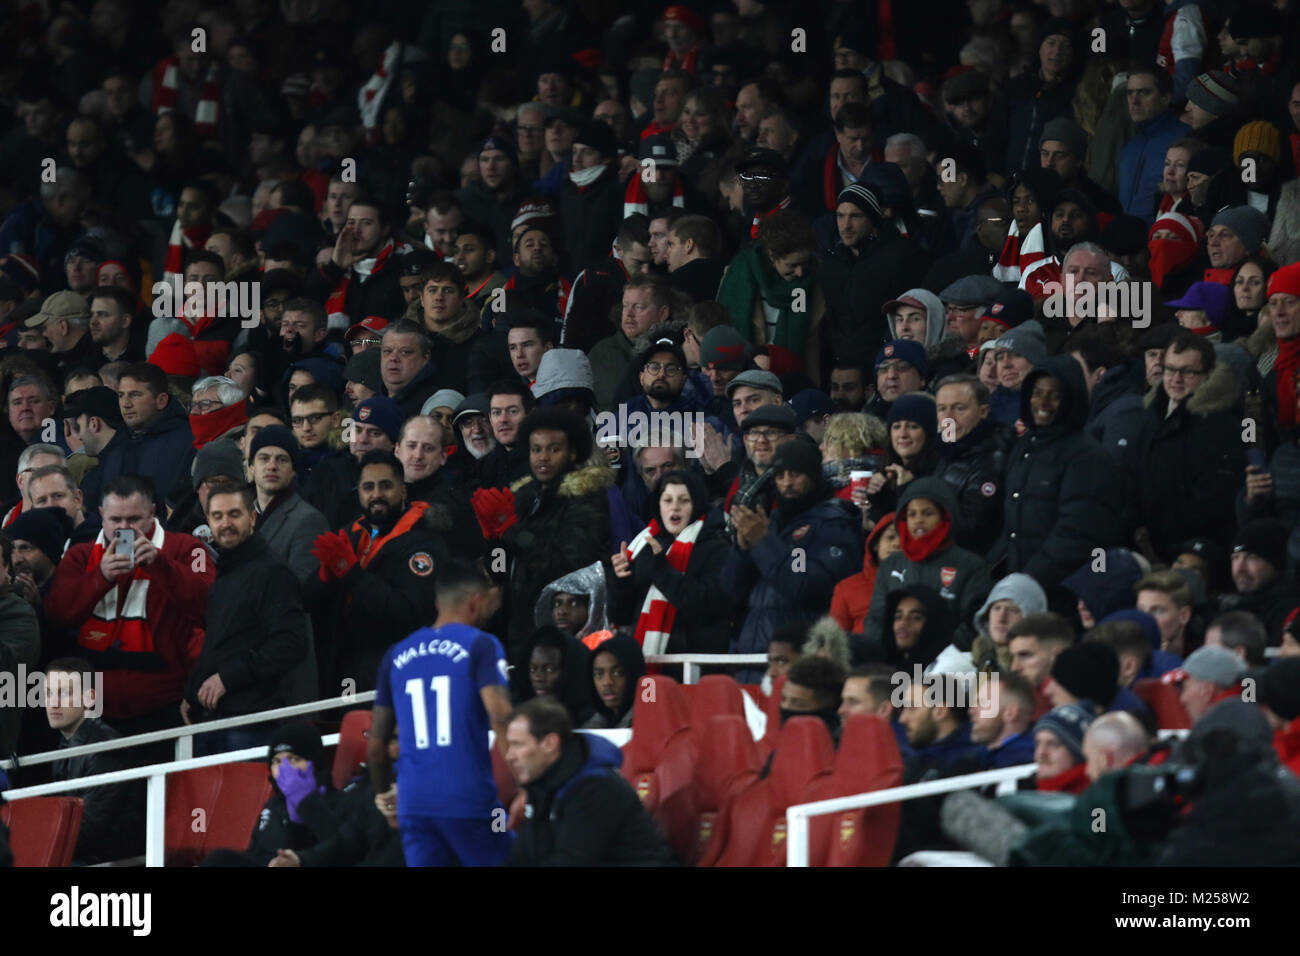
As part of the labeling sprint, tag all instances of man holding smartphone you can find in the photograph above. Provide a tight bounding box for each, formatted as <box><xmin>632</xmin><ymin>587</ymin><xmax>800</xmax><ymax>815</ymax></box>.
<box><xmin>45</xmin><ymin>473</ymin><xmax>216</xmax><ymax>741</ymax></box>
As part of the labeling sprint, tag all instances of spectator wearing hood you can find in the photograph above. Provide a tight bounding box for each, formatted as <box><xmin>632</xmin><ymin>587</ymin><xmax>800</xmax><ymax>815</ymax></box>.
<box><xmin>820</xmin><ymin>184</ymin><xmax>927</xmax><ymax>369</ymax></box>
<box><xmin>513</xmin><ymin>625</ymin><xmax>595</xmax><ymax>727</ymax></box>
<box><xmin>1218</xmin><ymin>520</ymin><xmax>1300</xmax><ymax>645</ymax></box>
<box><xmin>1136</xmin><ymin>333</ymin><xmax>1245</xmax><ymax>563</ymax></box>
<box><xmin>609</xmin><ymin>469</ymin><xmax>733</xmax><ymax>655</ymax></box>
<box><xmin>884</xmin><ymin>288</ymin><xmax>969</xmax><ymax>385</ymax></box>
<box><xmin>860</xmin><ymin>392</ymin><xmax>940</xmax><ymax>524</ymax></box>
<box><xmin>472</xmin><ymin>408</ymin><xmax>613</xmax><ymax>660</ymax></box>
<box><xmin>830</xmin><ymin>513</ymin><xmax>898</xmax><ymax>635</ymax></box>
<box><xmin>1062</xmin><ymin>546</ymin><xmax>1151</xmax><ymax>630</ymax></box>
<box><xmin>1117</xmin><ymin>67</ymin><xmax>1189</xmax><ymax>221</ymax></box>
<box><xmin>722</xmin><ymin>437</ymin><xmax>863</xmax><ymax>683</ymax></box>
<box><xmin>1257</xmin><ymin>657</ymin><xmax>1300</xmax><ymax>777</ymax></box>
<box><xmin>861</xmin><ymin>477</ymin><xmax>992</xmax><ymax>652</ymax></box>
<box><xmin>535</xmin><ymin>562</ymin><xmax>611</xmax><ymax>643</ymax></box>
<box><xmin>970</xmin><ymin>572</ymin><xmax>1049</xmax><ymax>674</ymax></box>
<box><xmin>1146</xmin><ymin>210</ymin><xmax>1205</xmax><ymax>299</ymax></box>
<box><xmin>991</xmin><ymin>355</ymin><xmax>1124</xmax><ymax>606</ymax></box>
<box><xmin>581</xmin><ymin>632</ymin><xmax>647</xmax><ymax>730</ymax></box>
<box><xmin>932</xmin><ymin>374</ymin><xmax>1015</xmax><ymax>555</ymax></box>
<box><xmin>1032</xmin><ymin>703</ymin><xmax>1095</xmax><ymax>793</ymax></box>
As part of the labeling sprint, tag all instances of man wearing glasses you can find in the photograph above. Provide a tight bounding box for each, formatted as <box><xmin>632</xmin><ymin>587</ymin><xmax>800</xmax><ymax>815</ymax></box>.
<box><xmin>1135</xmin><ymin>332</ymin><xmax>1245</xmax><ymax>564</ymax></box>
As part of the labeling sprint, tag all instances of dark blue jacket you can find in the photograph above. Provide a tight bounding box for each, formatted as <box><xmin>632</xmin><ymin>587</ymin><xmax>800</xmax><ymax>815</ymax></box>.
<box><xmin>982</xmin><ymin>729</ymin><xmax>1036</xmax><ymax>769</ymax></box>
<box><xmin>1118</xmin><ymin>112</ymin><xmax>1189</xmax><ymax>221</ymax></box>
<box><xmin>84</xmin><ymin>400</ymin><xmax>196</xmax><ymax>509</ymax></box>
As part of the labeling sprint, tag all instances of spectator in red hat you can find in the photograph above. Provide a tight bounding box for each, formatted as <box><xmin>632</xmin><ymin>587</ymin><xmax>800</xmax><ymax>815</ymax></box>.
<box><xmin>661</xmin><ymin>5</ymin><xmax>705</xmax><ymax>74</ymax></box>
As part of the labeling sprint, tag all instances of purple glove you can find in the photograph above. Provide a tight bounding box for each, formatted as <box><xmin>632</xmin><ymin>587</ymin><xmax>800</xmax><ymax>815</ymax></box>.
<box><xmin>277</xmin><ymin>761</ymin><xmax>325</xmax><ymax>823</ymax></box>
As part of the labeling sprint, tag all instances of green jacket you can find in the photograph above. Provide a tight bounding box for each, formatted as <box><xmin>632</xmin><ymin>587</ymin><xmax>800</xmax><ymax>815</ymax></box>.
<box><xmin>715</xmin><ymin>245</ymin><xmax>824</xmax><ymax>382</ymax></box>
<box><xmin>1007</xmin><ymin>774</ymin><xmax>1160</xmax><ymax>866</ymax></box>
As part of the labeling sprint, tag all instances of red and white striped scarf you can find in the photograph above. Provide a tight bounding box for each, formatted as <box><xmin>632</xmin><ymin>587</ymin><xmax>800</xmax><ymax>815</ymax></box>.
<box><xmin>993</xmin><ymin>220</ymin><xmax>1045</xmax><ymax>283</ymax></box>
<box><xmin>751</xmin><ymin>196</ymin><xmax>791</xmax><ymax>239</ymax></box>
<box><xmin>624</xmin><ymin>174</ymin><xmax>686</xmax><ymax>218</ymax></box>
<box><xmin>626</xmin><ymin>517</ymin><xmax>702</xmax><ymax>654</ymax></box>
<box><xmin>324</xmin><ymin>239</ymin><xmax>401</xmax><ymax>324</ymax></box>
<box><xmin>77</xmin><ymin>524</ymin><xmax>164</xmax><ymax>658</ymax></box>
<box><xmin>1</xmin><ymin>501</ymin><xmax>21</xmax><ymax>528</ymax></box>
<box><xmin>152</xmin><ymin>55</ymin><xmax>220</xmax><ymax>137</ymax></box>
<box><xmin>359</xmin><ymin>42</ymin><xmax>401</xmax><ymax>146</ymax></box>
<box><xmin>163</xmin><ymin>218</ymin><xmax>213</xmax><ymax>285</ymax></box>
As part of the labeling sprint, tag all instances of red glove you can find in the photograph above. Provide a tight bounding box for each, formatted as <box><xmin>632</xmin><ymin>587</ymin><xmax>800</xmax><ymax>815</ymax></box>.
<box><xmin>471</xmin><ymin>487</ymin><xmax>518</xmax><ymax>540</ymax></box>
<box><xmin>312</xmin><ymin>531</ymin><xmax>359</xmax><ymax>581</ymax></box>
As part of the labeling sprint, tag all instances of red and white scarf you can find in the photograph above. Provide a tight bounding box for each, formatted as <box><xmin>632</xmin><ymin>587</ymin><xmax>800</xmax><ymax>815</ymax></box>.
<box><xmin>359</xmin><ymin>42</ymin><xmax>401</xmax><ymax>146</ymax></box>
<box><xmin>163</xmin><ymin>218</ymin><xmax>214</xmax><ymax>285</ymax></box>
<box><xmin>324</xmin><ymin>239</ymin><xmax>402</xmax><ymax>326</ymax></box>
<box><xmin>152</xmin><ymin>55</ymin><xmax>220</xmax><ymax>137</ymax></box>
<box><xmin>1</xmin><ymin>501</ymin><xmax>21</xmax><ymax>528</ymax></box>
<box><xmin>626</xmin><ymin>518</ymin><xmax>702</xmax><ymax>654</ymax></box>
<box><xmin>624</xmin><ymin>174</ymin><xmax>686</xmax><ymax>218</ymax></box>
<box><xmin>751</xmin><ymin>196</ymin><xmax>792</xmax><ymax>239</ymax></box>
<box><xmin>993</xmin><ymin>220</ymin><xmax>1046</xmax><ymax>283</ymax></box>
<box><xmin>77</xmin><ymin>523</ymin><xmax>164</xmax><ymax>658</ymax></box>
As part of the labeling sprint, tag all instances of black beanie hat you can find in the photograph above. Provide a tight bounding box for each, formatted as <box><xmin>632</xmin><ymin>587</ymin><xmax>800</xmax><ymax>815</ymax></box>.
<box><xmin>769</xmin><ymin>435</ymin><xmax>824</xmax><ymax>482</ymax></box>
<box><xmin>7</xmin><ymin>506</ymin><xmax>73</xmax><ymax>562</ymax></box>
<box><xmin>1258</xmin><ymin>659</ymin><xmax>1300</xmax><ymax>722</ymax></box>
<box><xmin>1051</xmin><ymin>641</ymin><xmax>1120</xmax><ymax>707</ymax></box>
<box><xmin>1232</xmin><ymin>519</ymin><xmax>1288</xmax><ymax>572</ymax></box>
<box><xmin>250</xmin><ymin>424</ymin><xmax>301</xmax><ymax>468</ymax></box>
<box><xmin>268</xmin><ymin>720</ymin><xmax>325</xmax><ymax>768</ymax></box>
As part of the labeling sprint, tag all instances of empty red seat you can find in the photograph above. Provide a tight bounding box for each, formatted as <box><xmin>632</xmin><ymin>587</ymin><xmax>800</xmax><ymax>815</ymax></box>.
<box><xmin>1134</xmin><ymin>678</ymin><xmax>1192</xmax><ymax>729</ymax></box>
<box><xmin>331</xmin><ymin>710</ymin><xmax>372</xmax><ymax>789</ymax></box>
<box><xmin>1</xmin><ymin>797</ymin><xmax>83</xmax><ymax>866</ymax></box>
<box><xmin>701</xmin><ymin>716</ymin><xmax>835</xmax><ymax>866</ymax></box>
<box><xmin>800</xmin><ymin>714</ymin><xmax>904</xmax><ymax>866</ymax></box>
<box><xmin>671</xmin><ymin>714</ymin><xmax>762</xmax><ymax>865</ymax></box>
<box><xmin>165</xmin><ymin>762</ymin><xmax>272</xmax><ymax>865</ymax></box>
<box><xmin>757</xmin><ymin>675</ymin><xmax>786</xmax><ymax>758</ymax></box>
<box><xmin>688</xmin><ymin>675</ymin><xmax>748</xmax><ymax>735</ymax></box>
<box><xmin>620</xmin><ymin>674</ymin><xmax>690</xmax><ymax>805</ymax></box>
<box><xmin>202</xmin><ymin>762</ymin><xmax>274</xmax><ymax>856</ymax></box>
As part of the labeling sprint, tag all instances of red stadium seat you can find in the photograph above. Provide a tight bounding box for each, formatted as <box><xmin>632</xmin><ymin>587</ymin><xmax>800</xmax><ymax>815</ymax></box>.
<box><xmin>758</xmin><ymin>675</ymin><xmax>786</xmax><ymax>758</ymax></box>
<box><xmin>1133</xmin><ymin>678</ymin><xmax>1192</xmax><ymax>730</ymax></box>
<box><xmin>331</xmin><ymin>710</ymin><xmax>372</xmax><ymax>789</ymax></box>
<box><xmin>165</xmin><ymin>763</ymin><xmax>272</xmax><ymax>865</ymax></box>
<box><xmin>672</xmin><ymin>714</ymin><xmax>762</xmax><ymax>865</ymax></box>
<box><xmin>739</xmin><ymin>684</ymin><xmax>765</xmax><ymax>702</ymax></box>
<box><xmin>1</xmin><ymin>797</ymin><xmax>83</xmax><ymax>866</ymax></box>
<box><xmin>620</xmin><ymin>674</ymin><xmax>690</xmax><ymax>804</ymax></box>
<box><xmin>687</xmin><ymin>675</ymin><xmax>749</xmax><ymax>738</ymax></box>
<box><xmin>800</xmin><ymin>714</ymin><xmax>904</xmax><ymax>866</ymax></box>
<box><xmin>701</xmin><ymin>716</ymin><xmax>835</xmax><ymax>866</ymax></box>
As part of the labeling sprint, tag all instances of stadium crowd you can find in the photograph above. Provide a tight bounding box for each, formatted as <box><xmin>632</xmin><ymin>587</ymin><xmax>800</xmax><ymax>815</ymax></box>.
<box><xmin>2</xmin><ymin>0</ymin><xmax>1300</xmax><ymax>866</ymax></box>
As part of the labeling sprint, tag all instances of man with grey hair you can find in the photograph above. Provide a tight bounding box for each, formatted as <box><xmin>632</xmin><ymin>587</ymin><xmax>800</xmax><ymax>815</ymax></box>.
<box><xmin>4</xmin><ymin>443</ymin><xmax>66</xmax><ymax>527</ymax></box>
<box><xmin>514</xmin><ymin>102</ymin><xmax>549</xmax><ymax>179</ymax></box>
<box><xmin>190</xmin><ymin>375</ymin><xmax>249</xmax><ymax>450</ymax></box>
<box><xmin>623</xmin><ymin>442</ymin><xmax>689</xmax><ymax>521</ymax></box>
<box><xmin>1081</xmin><ymin>711</ymin><xmax>1149</xmax><ymax>782</ymax></box>
<box><xmin>883</xmin><ymin>133</ymin><xmax>929</xmax><ymax>194</ymax></box>
<box><xmin>9</xmin><ymin>168</ymin><xmax>91</xmax><ymax>290</ymax></box>
<box><xmin>1039</xmin><ymin>241</ymin><xmax>1120</xmax><ymax>352</ymax></box>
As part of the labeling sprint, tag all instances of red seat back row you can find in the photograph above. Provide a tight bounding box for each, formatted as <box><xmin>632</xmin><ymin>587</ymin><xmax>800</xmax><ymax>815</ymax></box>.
<box><xmin>1</xmin><ymin>797</ymin><xmax>84</xmax><ymax>866</ymax></box>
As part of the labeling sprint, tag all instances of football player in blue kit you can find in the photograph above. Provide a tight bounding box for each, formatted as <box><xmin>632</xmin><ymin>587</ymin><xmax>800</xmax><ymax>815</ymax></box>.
<box><xmin>369</xmin><ymin>560</ymin><xmax>514</xmax><ymax>866</ymax></box>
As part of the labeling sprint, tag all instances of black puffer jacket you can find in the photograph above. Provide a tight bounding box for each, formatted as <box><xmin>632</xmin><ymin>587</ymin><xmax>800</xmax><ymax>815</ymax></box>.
<box><xmin>992</xmin><ymin>355</ymin><xmax>1124</xmax><ymax>594</ymax></box>
<box><xmin>502</xmin><ymin>463</ymin><xmax>614</xmax><ymax>660</ymax></box>
<box><xmin>853</xmin><ymin>583</ymin><xmax>953</xmax><ymax>671</ymax></box>
<box><xmin>295</xmin><ymin>775</ymin><xmax>405</xmax><ymax>867</ymax></box>
<box><xmin>608</xmin><ymin>509</ymin><xmax>734</xmax><ymax>656</ymax></box>
<box><xmin>1137</xmin><ymin>363</ymin><xmax>1245</xmax><ymax>563</ymax></box>
<box><xmin>934</xmin><ymin>418</ymin><xmax>1015</xmax><ymax>555</ymax></box>
<box><xmin>1084</xmin><ymin>359</ymin><xmax>1154</xmax><ymax>537</ymax></box>
<box><xmin>820</xmin><ymin>231</ymin><xmax>928</xmax><ymax>368</ymax></box>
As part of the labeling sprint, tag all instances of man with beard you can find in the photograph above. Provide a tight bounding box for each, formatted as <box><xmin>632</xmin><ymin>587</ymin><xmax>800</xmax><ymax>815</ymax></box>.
<box><xmin>779</xmin><ymin>656</ymin><xmax>847</xmax><ymax>744</ymax></box>
<box><xmin>247</xmin><ymin>425</ymin><xmax>329</xmax><ymax>587</ymax></box>
<box><xmin>829</xmin><ymin>362</ymin><xmax>870</xmax><ymax>413</ymax></box>
<box><xmin>89</xmin><ymin>287</ymin><xmax>144</xmax><ymax>365</ymax></box>
<box><xmin>183</xmin><ymin>482</ymin><xmax>314</xmax><ymax>755</ymax></box>
<box><xmin>735</xmin><ymin>147</ymin><xmax>794</xmax><ymax>243</ymax></box>
<box><xmin>304</xmin><ymin>197</ymin><xmax>407</xmax><ymax>330</ymax></box>
<box><xmin>303</xmin><ymin>395</ymin><xmax>399</xmax><ymax>532</ymax></box>
<box><xmin>475</xmin><ymin>381</ymin><xmax>535</xmax><ymax>491</ymax></box>
<box><xmin>453</xmin><ymin>222</ymin><xmax>507</xmax><ymax>316</ymax></box>
<box><xmin>723</xmin><ymin>437</ymin><xmax>863</xmax><ymax>682</ymax></box>
<box><xmin>452</xmin><ymin>394</ymin><xmax>499</xmax><ymax>490</ymax></box>
<box><xmin>500</xmin><ymin>226</ymin><xmax>571</xmax><ymax>322</ymax></box>
<box><xmin>307</xmin><ymin>451</ymin><xmax>447</xmax><ymax>694</ymax></box>
<box><xmin>396</xmin><ymin>415</ymin><xmax>483</xmax><ymax>560</ymax></box>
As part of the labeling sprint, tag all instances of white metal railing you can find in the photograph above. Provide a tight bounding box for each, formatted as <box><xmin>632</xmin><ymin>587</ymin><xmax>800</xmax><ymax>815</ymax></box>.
<box><xmin>0</xmin><ymin>692</ymin><xmax>375</xmax><ymax>772</ymax></box>
<box><xmin>644</xmin><ymin>653</ymin><xmax>768</xmax><ymax>685</ymax></box>
<box><xmin>2</xmin><ymin>727</ymin><xmax>631</xmax><ymax>867</ymax></box>
<box><xmin>785</xmin><ymin>763</ymin><xmax>1040</xmax><ymax>867</ymax></box>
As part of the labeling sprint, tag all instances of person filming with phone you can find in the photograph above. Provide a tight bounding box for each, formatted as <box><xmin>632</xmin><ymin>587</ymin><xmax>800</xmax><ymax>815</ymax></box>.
<box><xmin>46</xmin><ymin>474</ymin><xmax>216</xmax><ymax>743</ymax></box>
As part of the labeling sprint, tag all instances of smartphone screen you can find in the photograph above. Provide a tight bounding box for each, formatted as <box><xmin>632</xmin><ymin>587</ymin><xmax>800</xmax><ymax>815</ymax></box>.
<box><xmin>114</xmin><ymin>528</ymin><xmax>135</xmax><ymax>567</ymax></box>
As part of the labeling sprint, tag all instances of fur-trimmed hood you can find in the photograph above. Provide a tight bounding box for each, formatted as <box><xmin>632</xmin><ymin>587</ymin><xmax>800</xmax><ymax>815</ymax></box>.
<box><xmin>510</xmin><ymin>461</ymin><xmax>617</xmax><ymax>498</ymax></box>
<box><xmin>1143</xmin><ymin>361</ymin><xmax>1239</xmax><ymax>417</ymax></box>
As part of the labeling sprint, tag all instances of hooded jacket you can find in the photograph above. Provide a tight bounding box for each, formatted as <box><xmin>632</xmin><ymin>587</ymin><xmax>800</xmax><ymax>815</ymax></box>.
<box><xmin>830</xmin><ymin>513</ymin><xmax>895</xmax><ymax>634</ymax></box>
<box><xmin>508</xmin><ymin>732</ymin><xmax>678</xmax><ymax>866</ymax></box>
<box><xmin>1061</xmin><ymin>547</ymin><xmax>1149</xmax><ymax>622</ymax></box>
<box><xmin>721</xmin><ymin>485</ymin><xmax>864</xmax><ymax>683</ymax></box>
<box><xmin>535</xmin><ymin>561</ymin><xmax>611</xmax><ymax>641</ymax></box>
<box><xmin>861</xmin><ymin>478</ymin><xmax>992</xmax><ymax>650</ymax></box>
<box><xmin>992</xmin><ymin>355</ymin><xmax>1124</xmax><ymax>592</ymax></box>
<box><xmin>608</xmin><ymin>507</ymin><xmax>735</xmax><ymax>656</ymax></box>
<box><xmin>973</xmin><ymin>572</ymin><xmax>1049</xmax><ymax>635</ymax></box>
<box><xmin>1137</xmin><ymin>362</ymin><xmax>1246</xmax><ymax>562</ymax></box>
<box><xmin>513</xmin><ymin>626</ymin><xmax>595</xmax><ymax>726</ymax></box>
<box><xmin>503</xmin><ymin>462</ymin><xmax>615</xmax><ymax>659</ymax></box>
<box><xmin>580</xmin><ymin>632</ymin><xmax>647</xmax><ymax>729</ymax></box>
<box><xmin>934</xmin><ymin>418</ymin><xmax>1015</xmax><ymax>555</ymax></box>
<box><xmin>856</xmin><ymin>583</ymin><xmax>954</xmax><ymax>672</ymax></box>
<box><xmin>885</xmin><ymin>288</ymin><xmax>946</xmax><ymax>350</ymax></box>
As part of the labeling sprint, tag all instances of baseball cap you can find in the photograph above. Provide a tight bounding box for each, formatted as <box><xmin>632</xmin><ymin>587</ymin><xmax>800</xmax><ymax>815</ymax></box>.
<box><xmin>346</xmin><ymin>316</ymin><xmax>388</xmax><ymax>342</ymax></box>
<box><xmin>1161</xmin><ymin>645</ymin><xmax>1248</xmax><ymax>688</ymax></box>
<box><xmin>63</xmin><ymin>386</ymin><xmax>123</xmax><ymax>427</ymax></box>
<box><xmin>788</xmin><ymin>388</ymin><xmax>832</xmax><ymax>425</ymax></box>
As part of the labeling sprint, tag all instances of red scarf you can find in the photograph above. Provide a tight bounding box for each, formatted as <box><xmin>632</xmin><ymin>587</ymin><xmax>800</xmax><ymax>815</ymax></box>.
<box><xmin>190</xmin><ymin>401</ymin><xmax>250</xmax><ymax>449</ymax></box>
<box><xmin>163</xmin><ymin>219</ymin><xmax>213</xmax><ymax>283</ymax></box>
<box><xmin>663</xmin><ymin>47</ymin><xmax>698</xmax><ymax>73</ymax></box>
<box><xmin>1276</xmin><ymin>336</ymin><xmax>1300</xmax><ymax>430</ymax></box>
<box><xmin>877</xmin><ymin>0</ymin><xmax>896</xmax><ymax>61</ymax></box>
<box><xmin>626</xmin><ymin>517</ymin><xmax>701</xmax><ymax>654</ymax></box>
<box><xmin>152</xmin><ymin>55</ymin><xmax>219</xmax><ymax>137</ymax></box>
<box><xmin>1148</xmin><ymin>237</ymin><xmax>1198</xmax><ymax>289</ymax></box>
<box><xmin>325</xmin><ymin>239</ymin><xmax>398</xmax><ymax>320</ymax></box>
<box><xmin>993</xmin><ymin>220</ymin><xmax>1046</xmax><ymax>283</ymax></box>
<box><xmin>1202</xmin><ymin>267</ymin><xmax>1235</xmax><ymax>286</ymax></box>
<box><xmin>640</xmin><ymin>121</ymin><xmax>676</xmax><ymax>140</ymax></box>
<box><xmin>897</xmin><ymin>514</ymin><xmax>952</xmax><ymax>562</ymax></box>
<box><xmin>1036</xmin><ymin>762</ymin><xmax>1091</xmax><ymax>794</ymax></box>
<box><xmin>821</xmin><ymin>143</ymin><xmax>884</xmax><ymax>212</ymax></box>
<box><xmin>359</xmin><ymin>42</ymin><xmax>400</xmax><ymax>146</ymax></box>
<box><xmin>1291</xmin><ymin>132</ymin><xmax>1300</xmax><ymax>180</ymax></box>
<box><xmin>77</xmin><ymin>528</ymin><xmax>162</xmax><ymax>658</ymax></box>
<box><xmin>751</xmin><ymin>196</ymin><xmax>792</xmax><ymax>238</ymax></box>
<box><xmin>624</xmin><ymin>174</ymin><xmax>686</xmax><ymax>217</ymax></box>
<box><xmin>1</xmin><ymin>501</ymin><xmax>21</xmax><ymax>528</ymax></box>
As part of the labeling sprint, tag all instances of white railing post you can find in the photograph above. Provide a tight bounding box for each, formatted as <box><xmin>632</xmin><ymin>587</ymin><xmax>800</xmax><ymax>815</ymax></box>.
<box><xmin>786</xmin><ymin>807</ymin><xmax>810</xmax><ymax>867</ymax></box>
<box><xmin>682</xmin><ymin>662</ymin><xmax>700</xmax><ymax>685</ymax></box>
<box><xmin>144</xmin><ymin>772</ymin><xmax>166</xmax><ymax>868</ymax></box>
<box><xmin>175</xmin><ymin>735</ymin><xmax>193</xmax><ymax>761</ymax></box>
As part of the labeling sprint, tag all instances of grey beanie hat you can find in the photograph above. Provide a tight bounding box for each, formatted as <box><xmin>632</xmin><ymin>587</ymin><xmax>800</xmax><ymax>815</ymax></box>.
<box><xmin>1210</xmin><ymin>206</ymin><xmax>1270</xmax><ymax>253</ymax></box>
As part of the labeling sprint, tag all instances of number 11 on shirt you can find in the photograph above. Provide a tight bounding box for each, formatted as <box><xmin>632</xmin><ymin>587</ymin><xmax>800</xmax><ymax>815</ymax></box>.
<box><xmin>405</xmin><ymin>675</ymin><xmax>452</xmax><ymax>748</ymax></box>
